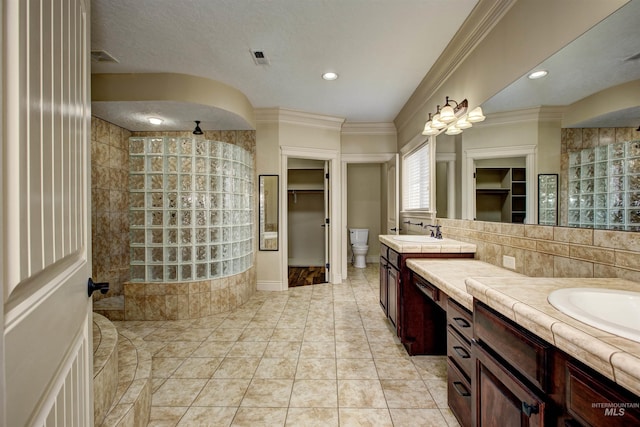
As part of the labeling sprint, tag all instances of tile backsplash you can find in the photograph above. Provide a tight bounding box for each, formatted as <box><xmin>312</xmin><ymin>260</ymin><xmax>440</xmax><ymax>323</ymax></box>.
<box><xmin>437</xmin><ymin>218</ymin><xmax>640</xmax><ymax>284</ymax></box>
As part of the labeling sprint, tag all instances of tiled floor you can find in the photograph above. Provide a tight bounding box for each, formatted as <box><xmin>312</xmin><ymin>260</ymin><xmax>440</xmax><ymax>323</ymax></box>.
<box><xmin>114</xmin><ymin>264</ymin><xmax>460</xmax><ymax>426</ymax></box>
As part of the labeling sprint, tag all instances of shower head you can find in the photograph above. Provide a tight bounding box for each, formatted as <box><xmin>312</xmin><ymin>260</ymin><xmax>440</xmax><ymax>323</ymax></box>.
<box><xmin>193</xmin><ymin>120</ymin><xmax>203</xmax><ymax>135</ymax></box>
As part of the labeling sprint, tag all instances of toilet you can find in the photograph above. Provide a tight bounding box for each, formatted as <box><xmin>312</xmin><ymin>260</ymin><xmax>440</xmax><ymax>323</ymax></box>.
<box><xmin>349</xmin><ymin>228</ymin><xmax>369</xmax><ymax>268</ymax></box>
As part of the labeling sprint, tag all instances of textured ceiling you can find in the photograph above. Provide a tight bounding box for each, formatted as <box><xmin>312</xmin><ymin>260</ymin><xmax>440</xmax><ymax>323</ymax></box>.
<box><xmin>91</xmin><ymin>0</ymin><xmax>478</xmax><ymax>130</ymax></box>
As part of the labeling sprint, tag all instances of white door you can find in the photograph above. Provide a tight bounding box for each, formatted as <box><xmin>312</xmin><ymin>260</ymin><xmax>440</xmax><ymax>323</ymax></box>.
<box><xmin>386</xmin><ymin>154</ymin><xmax>400</xmax><ymax>234</ymax></box>
<box><xmin>2</xmin><ymin>0</ymin><xmax>93</xmax><ymax>426</ymax></box>
<box><xmin>323</xmin><ymin>161</ymin><xmax>330</xmax><ymax>278</ymax></box>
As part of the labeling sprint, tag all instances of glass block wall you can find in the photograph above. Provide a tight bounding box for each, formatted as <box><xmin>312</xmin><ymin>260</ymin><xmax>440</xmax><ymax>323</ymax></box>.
<box><xmin>568</xmin><ymin>140</ymin><xmax>640</xmax><ymax>230</ymax></box>
<box><xmin>129</xmin><ymin>136</ymin><xmax>254</xmax><ymax>282</ymax></box>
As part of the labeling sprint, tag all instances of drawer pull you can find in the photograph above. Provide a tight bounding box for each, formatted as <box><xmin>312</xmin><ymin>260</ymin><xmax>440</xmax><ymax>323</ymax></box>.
<box><xmin>453</xmin><ymin>346</ymin><xmax>470</xmax><ymax>359</ymax></box>
<box><xmin>522</xmin><ymin>401</ymin><xmax>539</xmax><ymax>417</ymax></box>
<box><xmin>453</xmin><ymin>317</ymin><xmax>470</xmax><ymax>328</ymax></box>
<box><xmin>452</xmin><ymin>381</ymin><xmax>471</xmax><ymax>397</ymax></box>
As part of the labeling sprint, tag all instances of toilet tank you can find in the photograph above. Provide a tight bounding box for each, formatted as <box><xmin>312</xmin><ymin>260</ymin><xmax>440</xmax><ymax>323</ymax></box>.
<box><xmin>349</xmin><ymin>228</ymin><xmax>369</xmax><ymax>245</ymax></box>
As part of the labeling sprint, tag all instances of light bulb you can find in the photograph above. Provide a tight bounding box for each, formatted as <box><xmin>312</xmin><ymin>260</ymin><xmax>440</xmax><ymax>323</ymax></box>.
<box><xmin>148</xmin><ymin>117</ymin><xmax>163</xmax><ymax>125</ymax></box>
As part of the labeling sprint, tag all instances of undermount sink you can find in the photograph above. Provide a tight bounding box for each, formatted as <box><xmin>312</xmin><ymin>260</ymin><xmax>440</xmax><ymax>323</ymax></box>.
<box><xmin>548</xmin><ymin>288</ymin><xmax>640</xmax><ymax>342</ymax></box>
<box><xmin>391</xmin><ymin>235</ymin><xmax>442</xmax><ymax>243</ymax></box>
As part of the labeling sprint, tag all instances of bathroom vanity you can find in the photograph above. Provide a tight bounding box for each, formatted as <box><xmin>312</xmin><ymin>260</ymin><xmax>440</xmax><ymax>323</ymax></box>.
<box><xmin>406</xmin><ymin>259</ymin><xmax>640</xmax><ymax>427</ymax></box>
<box><xmin>378</xmin><ymin>235</ymin><xmax>476</xmax><ymax>354</ymax></box>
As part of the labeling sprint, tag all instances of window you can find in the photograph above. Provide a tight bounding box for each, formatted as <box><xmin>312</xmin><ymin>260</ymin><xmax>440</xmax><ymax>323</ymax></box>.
<box><xmin>403</xmin><ymin>142</ymin><xmax>431</xmax><ymax>211</ymax></box>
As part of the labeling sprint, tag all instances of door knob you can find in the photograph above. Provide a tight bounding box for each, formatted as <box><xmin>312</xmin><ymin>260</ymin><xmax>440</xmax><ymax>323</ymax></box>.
<box><xmin>88</xmin><ymin>278</ymin><xmax>109</xmax><ymax>297</ymax></box>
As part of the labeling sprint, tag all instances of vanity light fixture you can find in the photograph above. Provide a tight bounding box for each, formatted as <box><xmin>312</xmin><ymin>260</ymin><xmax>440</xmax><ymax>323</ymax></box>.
<box><xmin>322</xmin><ymin>72</ymin><xmax>338</xmax><ymax>81</ymax></box>
<box><xmin>528</xmin><ymin>70</ymin><xmax>548</xmax><ymax>79</ymax></box>
<box><xmin>422</xmin><ymin>96</ymin><xmax>484</xmax><ymax>136</ymax></box>
<box><xmin>192</xmin><ymin>120</ymin><xmax>203</xmax><ymax>135</ymax></box>
<box><xmin>148</xmin><ymin>117</ymin><xmax>163</xmax><ymax>125</ymax></box>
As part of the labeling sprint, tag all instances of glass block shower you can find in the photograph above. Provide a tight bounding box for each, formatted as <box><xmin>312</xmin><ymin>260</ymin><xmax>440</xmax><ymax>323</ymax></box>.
<box><xmin>129</xmin><ymin>136</ymin><xmax>254</xmax><ymax>282</ymax></box>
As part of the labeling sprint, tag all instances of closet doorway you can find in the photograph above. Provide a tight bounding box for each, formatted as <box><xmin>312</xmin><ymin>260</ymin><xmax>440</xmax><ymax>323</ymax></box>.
<box><xmin>287</xmin><ymin>158</ymin><xmax>329</xmax><ymax>287</ymax></box>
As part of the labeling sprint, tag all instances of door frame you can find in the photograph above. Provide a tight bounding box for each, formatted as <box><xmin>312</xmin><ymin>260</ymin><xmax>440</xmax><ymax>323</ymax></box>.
<box><xmin>281</xmin><ymin>146</ymin><xmax>341</xmax><ymax>288</ymax></box>
<box><xmin>462</xmin><ymin>145</ymin><xmax>537</xmax><ymax>223</ymax></box>
<box><xmin>341</xmin><ymin>153</ymin><xmax>396</xmax><ymax>281</ymax></box>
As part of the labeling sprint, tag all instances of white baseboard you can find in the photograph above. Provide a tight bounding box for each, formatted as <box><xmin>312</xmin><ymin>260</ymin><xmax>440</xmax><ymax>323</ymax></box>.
<box><xmin>257</xmin><ymin>280</ymin><xmax>284</xmax><ymax>291</ymax></box>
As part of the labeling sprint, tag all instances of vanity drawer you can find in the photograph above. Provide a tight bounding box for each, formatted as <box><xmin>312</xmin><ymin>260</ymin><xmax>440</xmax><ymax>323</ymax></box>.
<box><xmin>413</xmin><ymin>275</ymin><xmax>439</xmax><ymax>302</ymax></box>
<box><xmin>380</xmin><ymin>244</ymin><xmax>389</xmax><ymax>260</ymax></box>
<box><xmin>566</xmin><ymin>362</ymin><xmax>640</xmax><ymax>427</ymax></box>
<box><xmin>387</xmin><ymin>248</ymin><xmax>401</xmax><ymax>269</ymax></box>
<box><xmin>474</xmin><ymin>301</ymin><xmax>551</xmax><ymax>392</ymax></box>
<box><xmin>447</xmin><ymin>326</ymin><xmax>472</xmax><ymax>379</ymax></box>
<box><xmin>447</xmin><ymin>299</ymin><xmax>473</xmax><ymax>343</ymax></box>
<box><xmin>447</xmin><ymin>360</ymin><xmax>471</xmax><ymax>427</ymax></box>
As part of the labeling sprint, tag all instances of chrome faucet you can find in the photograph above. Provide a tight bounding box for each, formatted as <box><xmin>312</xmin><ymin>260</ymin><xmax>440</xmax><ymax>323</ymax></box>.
<box><xmin>423</xmin><ymin>224</ymin><xmax>443</xmax><ymax>239</ymax></box>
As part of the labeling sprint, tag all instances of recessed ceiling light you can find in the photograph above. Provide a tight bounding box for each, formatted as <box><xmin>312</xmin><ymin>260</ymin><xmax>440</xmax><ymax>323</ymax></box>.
<box><xmin>322</xmin><ymin>72</ymin><xmax>338</xmax><ymax>81</ymax></box>
<box><xmin>148</xmin><ymin>117</ymin><xmax>163</xmax><ymax>125</ymax></box>
<box><xmin>528</xmin><ymin>70</ymin><xmax>548</xmax><ymax>79</ymax></box>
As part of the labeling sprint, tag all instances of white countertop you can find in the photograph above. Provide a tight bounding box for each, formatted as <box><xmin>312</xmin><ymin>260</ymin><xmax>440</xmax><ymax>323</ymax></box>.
<box><xmin>379</xmin><ymin>234</ymin><xmax>477</xmax><ymax>254</ymax></box>
<box><xmin>405</xmin><ymin>259</ymin><xmax>640</xmax><ymax>397</ymax></box>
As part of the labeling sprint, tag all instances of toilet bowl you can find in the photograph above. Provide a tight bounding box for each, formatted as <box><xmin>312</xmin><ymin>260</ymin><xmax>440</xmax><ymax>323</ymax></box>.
<box><xmin>349</xmin><ymin>228</ymin><xmax>369</xmax><ymax>268</ymax></box>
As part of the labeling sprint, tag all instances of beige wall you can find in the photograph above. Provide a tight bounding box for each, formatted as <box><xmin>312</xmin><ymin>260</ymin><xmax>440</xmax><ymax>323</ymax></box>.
<box><xmin>347</xmin><ymin>164</ymin><xmax>382</xmax><ymax>261</ymax></box>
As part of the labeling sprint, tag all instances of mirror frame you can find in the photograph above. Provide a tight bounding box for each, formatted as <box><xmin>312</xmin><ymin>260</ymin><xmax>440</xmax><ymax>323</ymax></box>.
<box><xmin>538</xmin><ymin>173</ymin><xmax>559</xmax><ymax>226</ymax></box>
<box><xmin>259</xmin><ymin>174</ymin><xmax>279</xmax><ymax>251</ymax></box>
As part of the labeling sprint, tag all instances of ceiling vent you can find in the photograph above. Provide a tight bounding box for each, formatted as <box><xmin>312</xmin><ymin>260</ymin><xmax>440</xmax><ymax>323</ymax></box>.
<box><xmin>250</xmin><ymin>49</ymin><xmax>270</xmax><ymax>66</ymax></box>
<box><xmin>91</xmin><ymin>50</ymin><xmax>119</xmax><ymax>63</ymax></box>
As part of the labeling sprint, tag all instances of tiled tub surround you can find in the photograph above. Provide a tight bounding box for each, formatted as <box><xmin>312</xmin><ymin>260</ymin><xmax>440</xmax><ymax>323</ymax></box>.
<box><xmin>123</xmin><ymin>268</ymin><xmax>256</xmax><ymax>321</ymax></box>
<box><xmin>466</xmin><ymin>276</ymin><xmax>640</xmax><ymax>398</ymax></box>
<box><xmin>436</xmin><ymin>218</ymin><xmax>640</xmax><ymax>282</ymax></box>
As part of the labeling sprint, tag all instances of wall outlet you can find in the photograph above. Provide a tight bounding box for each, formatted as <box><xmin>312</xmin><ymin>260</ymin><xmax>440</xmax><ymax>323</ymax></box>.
<box><xmin>503</xmin><ymin>255</ymin><xmax>516</xmax><ymax>270</ymax></box>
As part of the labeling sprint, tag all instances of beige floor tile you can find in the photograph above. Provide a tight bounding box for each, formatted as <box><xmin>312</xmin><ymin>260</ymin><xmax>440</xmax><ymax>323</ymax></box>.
<box><xmin>240</xmin><ymin>379</ymin><xmax>294</xmax><ymax>407</ymax></box>
<box><xmin>424</xmin><ymin>378</ymin><xmax>449</xmax><ymax>409</ymax></box>
<box><xmin>191</xmin><ymin>341</ymin><xmax>235</xmax><ymax>357</ymax></box>
<box><xmin>374</xmin><ymin>358</ymin><xmax>421</xmax><ymax>380</ymax></box>
<box><xmin>440</xmin><ymin>407</ymin><xmax>463</xmax><ymax>426</ymax></box>
<box><xmin>290</xmin><ymin>379</ymin><xmax>338</xmax><ymax>408</ymax></box>
<box><xmin>334</xmin><ymin>327</ymin><xmax>367</xmax><ymax>342</ymax></box>
<box><xmin>148</xmin><ymin>406</ymin><xmax>188</xmax><ymax>427</ymax></box>
<box><xmin>380</xmin><ymin>379</ymin><xmax>437</xmax><ymax>409</ymax></box>
<box><xmin>335</xmin><ymin>340</ymin><xmax>373</xmax><ymax>359</ymax></box>
<box><xmin>152</xmin><ymin>378</ymin><xmax>208</xmax><ymax>406</ymax></box>
<box><xmin>303</xmin><ymin>327</ymin><xmax>335</xmax><ymax>342</ymax></box>
<box><xmin>295</xmin><ymin>358</ymin><xmax>337</xmax><ymax>379</ymax></box>
<box><xmin>412</xmin><ymin>355</ymin><xmax>448</xmax><ymax>380</ymax></box>
<box><xmin>231</xmin><ymin>407</ymin><xmax>288</xmax><ymax>426</ymax></box>
<box><xmin>338</xmin><ymin>408</ymin><xmax>393</xmax><ymax>427</ymax></box>
<box><xmin>172</xmin><ymin>357</ymin><xmax>223</xmax><ymax>379</ymax></box>
<box><xmin>389</xmin><ymin>408</ymin><xmax>450</xmax><ymax>426</ymax></box>
<box><xmin>226</xmin><ymin>341</ymin><xmax>268</xmax><ymax>358</ymax></box>
<box><xmin>337</xmin><ymin>380</ymin><xmax>387</xmax><ymax>408</ymax></box>
<box><xmin>270</xmin><ymin>327</ymin><xmax>304</xmax><ymax>341</ymax></box>
<box><xmin>152</xmin><ymin>357</ymin><xmax>186</xmax><ymax>378</ymax></box>
<box><xmin>254</xmin><ymin>358</ymin><xmax>298</xmax><ymax>379</ymax></box>
<box><xmin>285</xmin><ymin>408</ymin><xmax>339</xmax><ymax>427</ymax></box>
<box><xmin>264</xmin><ymin>341</ymin><xmax>302</xmax><ymax>359</ymax></box>
<box><xmin>213</xmin><ymin>357</ymin><xmax>261</xmax><ymax>379</ymax></box>
<box><xmin>336</xmin><ymin>359</ymin><xmax>378</xmax><ymax>380</ymax></box>
<box><xmin>155</xmin><ymin>341</ymin><xmax>201</xmax><ymax>358</ymax></box>
<box><xmin>177</xmin><ymin>328</ymin><xmax>215</xmax><ymax>341</ymax></box>
<box><xmin>206</xmin><ymin>328</ymin><xmax>245</xmax><ymax>342</ymax></box>
<box><xmin>177</xmin><ymin>406</ymin><xmax>237</xmax><ymax>427</ymax></box>
<box><xmin>192</xmin><ymin>378</ymin><xmax>251</xmax><ymax>406</ymax></box>
<box><xmin>238</xmin><ymin>327</ymin><xmax>274</xmax><ymax>342</ymax></box>
<box><xmin>369</xmin><ymin>341</ymin><xmax>409</xmax><ymax>359</ymax></box>
<box><xmin>300</xmin><ymin>341</ymin><xmax>336</xmax><ymax>359</ymax></box>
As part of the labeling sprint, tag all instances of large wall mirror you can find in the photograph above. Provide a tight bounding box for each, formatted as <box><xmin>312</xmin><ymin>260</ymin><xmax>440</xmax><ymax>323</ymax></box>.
<box><xmin>259</xmin><ymin>175</ymin><xmax>279</xmax><ymax>251</ymax></box>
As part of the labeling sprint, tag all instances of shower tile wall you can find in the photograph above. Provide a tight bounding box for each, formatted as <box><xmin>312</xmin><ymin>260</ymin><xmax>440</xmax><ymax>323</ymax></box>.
<box><xmin>91</xmin><ymin>117</ymin><xmax>131</xmax><ymax>301</ymax></box>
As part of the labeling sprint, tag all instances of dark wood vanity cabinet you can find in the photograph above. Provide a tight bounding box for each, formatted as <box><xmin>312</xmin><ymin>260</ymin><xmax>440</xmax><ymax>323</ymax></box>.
<box><xmin>379</xmin><ymin>243</ymin><xmax>473</xmax><ymax>352</ymax></box>
<box><xmin>472</xmin><ymin>300</ymin><xmax>640</xmax><ymax>427</ymax></box>
<box><xmin>447</xmin><ymin>299</ymin><xmax>473</xmax><ymax>427</ymax></box>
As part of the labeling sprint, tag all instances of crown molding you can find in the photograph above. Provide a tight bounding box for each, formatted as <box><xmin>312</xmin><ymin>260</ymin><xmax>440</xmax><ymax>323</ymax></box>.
<box><xmin>255</xmin><ymin>107</ymin><xmax>344</xmax><ymax>130</ymax></box>
<box><xmin>341</xmin><ymin>122</ymin><xmax>397</xmax><ymax>135</ymax></box>
<box><xmin>395</xmin><ymin>0</ymin><xmax>517</xmax><ymax>132</ymax></box>
<box><xmin>481</xmin><ymin>106</ymin><xmax>565</xmax><ymax>126</ymax></box>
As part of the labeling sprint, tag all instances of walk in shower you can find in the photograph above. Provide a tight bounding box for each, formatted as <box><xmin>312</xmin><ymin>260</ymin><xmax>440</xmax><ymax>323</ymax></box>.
<box><xmin>126</xmin><ymin>136</ymin><xmax>255</xmax><ymax>319</ymax></box>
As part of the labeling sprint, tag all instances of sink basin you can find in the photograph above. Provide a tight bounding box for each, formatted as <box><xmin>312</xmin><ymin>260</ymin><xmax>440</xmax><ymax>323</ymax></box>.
<box><xmin>548</xmin><ymin>288</ymin><xmax>640</xmax><ymax>342</ymax></box>
<box><xmin>391</xmin><ymin>235</ymin><xmax>441</xmax><ymax>243</ymax></box>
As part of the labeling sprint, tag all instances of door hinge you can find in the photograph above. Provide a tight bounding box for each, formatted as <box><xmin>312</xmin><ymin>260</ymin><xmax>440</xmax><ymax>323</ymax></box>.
<box><xmin>325</xmin><ymin>263</ymin><xmax>330</xmax><ymax>270</ymax></box>
<box><xmin>325</xmin><ymin>172</ymin><xmax>329</xmax><ymax>179</ymax></box>
<box><xmin>325</xmin><ymin>218</ymin><xmax>330</xmax><ymax>225</ymax></box>
<box><xmin>473</xmin><ymin>172</ymin><xmax>476</xmax><ymax>178</ymax></box>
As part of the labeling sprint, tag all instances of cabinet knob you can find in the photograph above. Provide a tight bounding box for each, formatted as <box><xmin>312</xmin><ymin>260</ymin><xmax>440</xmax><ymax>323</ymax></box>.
<box><xmin>522</xmin><ymin>401</ymin><xmax>539</xmax><ymax>417</ymax></box>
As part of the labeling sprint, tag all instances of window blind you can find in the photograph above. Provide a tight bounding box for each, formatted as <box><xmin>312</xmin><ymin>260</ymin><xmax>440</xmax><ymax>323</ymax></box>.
<box><xmin>403</xmin><ymin>142</ymin><xmax>430</xmax><ymax>210</ymax></box>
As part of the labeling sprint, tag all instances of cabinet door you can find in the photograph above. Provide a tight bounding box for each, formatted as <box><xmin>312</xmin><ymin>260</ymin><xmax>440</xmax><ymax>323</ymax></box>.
<box><xmin>473</xmin><ymin>343</ymin><xmax>546</xmax><ymax>427</ymax></box>
<box><xmin>379</xmin><ymin>258</ymin><xmax>388</xmax><ymax>315</ymax></box>
<box><xmin>387</xmin><ymin>266</ymin><xmax>399</xmax><ymax>328</ymax></box>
